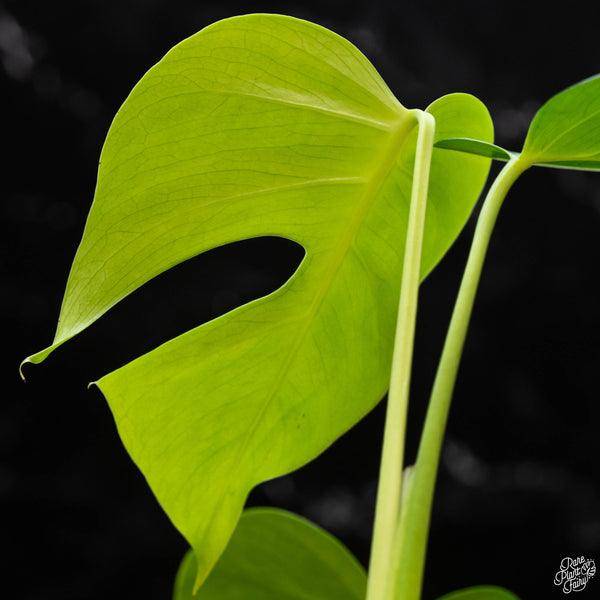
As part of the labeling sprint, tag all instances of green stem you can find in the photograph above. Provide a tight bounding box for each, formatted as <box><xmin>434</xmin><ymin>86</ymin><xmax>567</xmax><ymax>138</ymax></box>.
<box><xmin>392</xmin><ymin>155</ymin><xmax>531</xmax><ymax>600</ymax></box>
<box><xmin>366</xmin><ymin>110</ymin><xmax>436</xmax><ymax>600</ymax></box>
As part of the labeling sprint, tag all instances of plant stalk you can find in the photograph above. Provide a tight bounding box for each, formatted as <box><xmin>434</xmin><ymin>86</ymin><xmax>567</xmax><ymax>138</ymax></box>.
<box><xmin>366</xmin><ymin>110</ymin><xmax>435</xmax><ymax>600</ymax></box>
<box><xmin>392</xmin><ymin>155</ymin><xmax>531</xmax><ymax>600</ymax></box>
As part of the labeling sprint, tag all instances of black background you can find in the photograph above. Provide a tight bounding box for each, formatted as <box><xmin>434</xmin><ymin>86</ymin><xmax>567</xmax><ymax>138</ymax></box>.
<box><xmin>3</xmin><ymin>1</ymin><xmax>600</xmax><ymax>599</ymax></box>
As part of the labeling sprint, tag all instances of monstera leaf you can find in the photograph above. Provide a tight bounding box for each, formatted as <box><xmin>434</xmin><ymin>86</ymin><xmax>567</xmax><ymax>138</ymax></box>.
<box><xmin>22</xmin><ymin>14</ymin><xmax>493</xmax><ymax>588</ymax></box>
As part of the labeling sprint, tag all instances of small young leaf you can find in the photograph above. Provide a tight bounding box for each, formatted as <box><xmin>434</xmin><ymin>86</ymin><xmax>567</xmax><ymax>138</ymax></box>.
<box><xmin>521</xmin><ymin>74</ymin><xmax>600</xmax><ymax>170</ymax></box>
<box><xmin>436</xmin><ymin>585</ymin><xmax>521</xmax><ymax>600</ymax></box>
<box><xmin>434</xmin><ymin>137</ymin><xmax>514</xmax><ymax>162</ymax></box>
<box><xmin>22</xmin><ymin>14</ymin><xmax>493</xmax><ymax>588</ymax></box>
<box><xmin>173</xmin><ymin>507</ymin><xmax>366</xmax><ymax>600</ymax></box>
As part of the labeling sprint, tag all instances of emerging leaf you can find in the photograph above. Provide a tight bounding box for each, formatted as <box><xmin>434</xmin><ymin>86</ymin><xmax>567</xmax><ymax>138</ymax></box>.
<box><xmin>22</xmin><ymin>14</ymin><xmax>493</xmax><ymax>587</ymax></box>
<box><xmin>434</xmin><ymin>138</ymin><xmax>514</xmax><ymax>162</ymax></box>
<box><xmin>173</xmin><ymin>508</ymin><xmax>366</xmax><ymax>600</ymax></box>
<box><xmin>521</xmin><ymin>74</ymin><xmax>600</xmax><ymax>170</ymax></box>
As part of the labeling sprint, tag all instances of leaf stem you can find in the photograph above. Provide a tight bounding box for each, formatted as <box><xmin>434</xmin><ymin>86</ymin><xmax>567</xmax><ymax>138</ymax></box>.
<box><xmin>366</xmin><ymin>110</ymin><xmax>435</xmax><ymax>600</ymax></box>
<box><xmin>392</xmin><ymin>154</ymin><xmax>531</xmax><ymax>600</ymax></box>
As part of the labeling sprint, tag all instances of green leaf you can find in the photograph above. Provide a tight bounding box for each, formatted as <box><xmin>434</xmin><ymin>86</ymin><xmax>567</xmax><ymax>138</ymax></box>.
<box><xmin>173</xmin><ymin>507</ymin><xmax>366</xmax><ymax>600</ymax></box>
<box><xmin>436</xmin><ymin>586</ymin><xmax>521</xmax><ymax>600</ymax></box>
<box><xmin>521</xmin><ymin>74</ymin><xmax>600</xmax><ymax>170</ymax></box>
<box><xmin>434</xmin><ymin>137</ymin><xmax>514</xmax><ymax>162</ymax></box>
<box><xmin>21</xmin><ymin>14</ymin><xmax>493</xmax><ymax>588</ymax></box>
<box><xmin>435</xmin><ymin>75</ymin><xmax>600</xmax><ymax>172</ymax></box>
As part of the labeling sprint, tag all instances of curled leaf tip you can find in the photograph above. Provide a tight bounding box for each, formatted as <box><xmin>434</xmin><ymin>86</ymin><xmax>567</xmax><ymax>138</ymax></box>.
<box><xmin>19</xmin><ymin>359</ymin><xmax>28</xmax><ymax>382</ymax></box>
<box><xmin>19</xmin><ymin>353</ymin><xmax>43</xmax><ymax>381</ymax></box>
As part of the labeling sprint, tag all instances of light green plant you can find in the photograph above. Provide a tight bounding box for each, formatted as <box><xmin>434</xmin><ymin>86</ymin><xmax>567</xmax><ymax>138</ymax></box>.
<box><xmin>21</xmin><ymin>14</ymin><xmax>599</xmax><ymax>600</ymax></box>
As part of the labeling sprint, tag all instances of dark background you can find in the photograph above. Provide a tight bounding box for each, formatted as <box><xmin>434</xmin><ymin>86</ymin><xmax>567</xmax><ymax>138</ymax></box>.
<box><xmin>3</xmin><ymin>1</ymin><xmax>599</xmax><ymax>598</ymax></box>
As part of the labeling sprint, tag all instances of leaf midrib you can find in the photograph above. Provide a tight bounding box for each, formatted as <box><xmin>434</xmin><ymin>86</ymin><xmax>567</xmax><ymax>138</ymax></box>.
<box><xmin>528</xmin><ymin>103</ymin><xmax>600</xmax><ymax>156</ymax></box>
<box><xmin>225</xmin><ymin>113</ymin><xmax>418</xmax><ymax>489</ymax></box>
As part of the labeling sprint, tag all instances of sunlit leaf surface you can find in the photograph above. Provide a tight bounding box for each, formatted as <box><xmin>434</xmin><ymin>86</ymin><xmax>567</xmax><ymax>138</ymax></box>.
<box><xmin>22</xmin><ymin>14</ymin><xmax>493</xmax><ymax>586</ymax></box>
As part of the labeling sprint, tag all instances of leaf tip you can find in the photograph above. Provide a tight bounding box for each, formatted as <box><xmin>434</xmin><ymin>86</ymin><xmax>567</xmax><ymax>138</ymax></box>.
<box><xmin>19</xmin><ymin>350</ymin><xmax>48</xmax><ymax>381</ymax></box>
<box><xmin>191</xmin><ymin>560</ymin><xmax>209</xmax><ymax>596</ymax></box>
<box><xmin>19</xmin><ymin>340</ymin><xmax>71</xmax><ymax>381</ymax></box>
<box><xmin>19</xmin><ymin>358</ymin><xmax>29</xmax><ymax>382</ymax></box>
<box><xmin>18</xmin><ymin>341</ymin><xmax>67</xmax><ymax>382</ymax></box>
<box><xmin>191</xmin><ymin>578</ymin><xmax>202</xmax><ymax>596</ymax></box>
